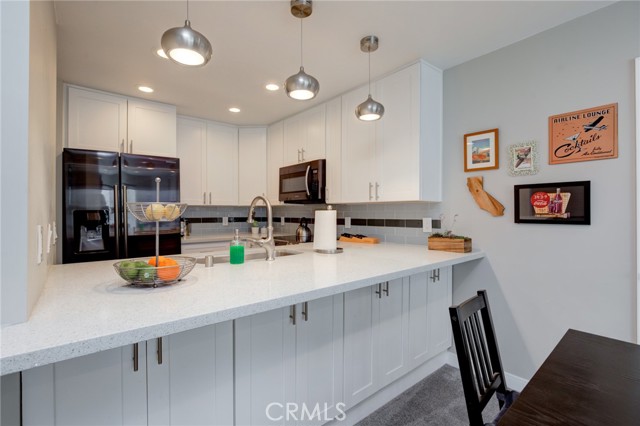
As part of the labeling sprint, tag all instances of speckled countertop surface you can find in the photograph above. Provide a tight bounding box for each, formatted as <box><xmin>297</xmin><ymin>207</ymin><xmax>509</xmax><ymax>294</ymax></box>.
<box><xmin>0</xmin><ymin>243</ymin><xmax>484</xmax><ymax>375</ymax></box>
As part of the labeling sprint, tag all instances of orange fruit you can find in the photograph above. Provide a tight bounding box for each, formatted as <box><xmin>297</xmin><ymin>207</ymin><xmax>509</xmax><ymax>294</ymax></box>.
<box><xmin>148</xmin><ymin>256</ymin><xmax>180</xmax><ymax>281</ymax></box>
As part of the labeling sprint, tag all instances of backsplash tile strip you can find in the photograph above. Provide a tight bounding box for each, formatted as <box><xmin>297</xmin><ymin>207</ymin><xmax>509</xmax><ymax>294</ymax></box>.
<box><xmin>405</xmin><ymin>219</ymin><xmax>422</xmax><ymax>228</ymax></box>
<box><xmin>385</xmin><ymin>219</ymin><xmax>405</xmax><ymax>227</ymax></box>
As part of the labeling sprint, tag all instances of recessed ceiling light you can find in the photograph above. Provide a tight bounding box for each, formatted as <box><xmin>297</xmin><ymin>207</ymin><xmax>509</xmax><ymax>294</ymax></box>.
<box><xmin>138</xmin><ymin>86</ymin><xmax>154</xmax><ymax>93</ymax></box>
<box><xmin>156</xmin><ymin>48</ymin><xmax>168</xmax><ymax>59</ymax></box>
<box><xmin>229</xmin><ymin>107</ymin><xmax>241</xmax><ymax>113</ymax></box>
<box><xmin>265</xmin><ymin>83</ymin><xmax>279</xmax><ymax>91</ymax></box>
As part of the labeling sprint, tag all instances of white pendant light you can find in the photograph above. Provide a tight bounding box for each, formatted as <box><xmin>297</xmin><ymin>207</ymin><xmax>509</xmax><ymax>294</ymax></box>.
<box><xmin>285</xmin><ymin>0</ymin><xmax>319</xmax><ymax>100</ymax></box>
<box><xmin>161</xmin><ymin>0</ymin><xmax>212</xmax><ymax>67</ymax></box>
<box><xmin>356</xmin><ymin>35</ymin><xmax>384</xmax><ymax>121</ymax></box>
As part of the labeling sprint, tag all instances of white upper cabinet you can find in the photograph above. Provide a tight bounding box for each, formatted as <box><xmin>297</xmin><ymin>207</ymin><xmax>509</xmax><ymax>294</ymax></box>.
<box><xmin>206</xmin><ymin>122</ymin><xmax>239</xmax><ymax>206</ymax></box>
<box><xmin>127</xmin><ymin>98</ymin><xmax>177</xmax><ymax>157</ymax></box>
<box><xmin>177</xmin><ymin>116</ymin><xmax>207</xmax><ymax>206</ymax></box>
<box><xmin>341</xmin><ymin>61</ymin><xmax>443</xmax><ymax>203</ymax></box>
<box><xmin>238</xmin><ymin>127</ymin><xmax>267</xmax><ymax>205</ymax></box>
<box><xmin>267</xmin><ymin>121</ymin><xmax>284</xmax><ymax>205</ymax></box>
<box><xmin>283</xmin><ymin>104</ymin><xmax>326</xmax><ymax>165</ymax></box>
<box><xmin>66</xmin><ymin>85</ymin><xmax>177</xmax><ymax>157</ymax></box>
<box><xmin>324</xmin><ymin>97</ymin><xmax>342</xmax><ymax>204</ymax></box>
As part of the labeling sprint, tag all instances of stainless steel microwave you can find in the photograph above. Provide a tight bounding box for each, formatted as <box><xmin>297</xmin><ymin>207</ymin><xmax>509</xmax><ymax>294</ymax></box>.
<box><xmin>279</xmin><ymin>159</ymin><xmax>326</xmax><ymax>204</ymax></box>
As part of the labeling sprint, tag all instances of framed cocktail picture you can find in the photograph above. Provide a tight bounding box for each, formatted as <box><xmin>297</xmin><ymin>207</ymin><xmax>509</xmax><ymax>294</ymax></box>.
<box><xmin>464</xmin><ymin>128</ymin><xmax>499</xmax><ymax>172</ymax></box>
<box><xmin>514</xmin><ymin>181</ymin><xmax>590</xmax><ymax>225</ymax></box>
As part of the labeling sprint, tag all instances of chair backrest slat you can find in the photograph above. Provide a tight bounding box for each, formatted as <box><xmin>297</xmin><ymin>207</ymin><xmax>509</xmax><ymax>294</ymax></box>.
<box><xmin>450</xmin><ymin>290</ymin><xmax>508</xmax><ymax>426</ymax></box>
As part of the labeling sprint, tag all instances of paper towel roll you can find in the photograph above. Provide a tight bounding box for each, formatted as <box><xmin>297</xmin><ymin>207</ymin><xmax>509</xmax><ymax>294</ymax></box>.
<box><xmin>314</xmin><ymin>208</ymin><xmax>337</xmax><ymax>251</ymax></box>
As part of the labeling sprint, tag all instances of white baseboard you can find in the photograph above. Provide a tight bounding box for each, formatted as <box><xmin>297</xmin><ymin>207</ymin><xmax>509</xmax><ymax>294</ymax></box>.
<box><xmin>445</xmin><ymin>351</ymin><xmax>528</xmax><ymax>392</ymax></box>
<box><xmin>325</xmin><ymin>352</ymin><xmax>450</xmax><ymax>426</ymax></box>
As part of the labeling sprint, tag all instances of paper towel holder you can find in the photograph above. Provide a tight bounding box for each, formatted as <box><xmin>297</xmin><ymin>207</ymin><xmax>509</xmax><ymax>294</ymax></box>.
<box><xmin>314</xmin><ymin>247</ymin><xmax>343</xmax><ymax>254</ymax></box>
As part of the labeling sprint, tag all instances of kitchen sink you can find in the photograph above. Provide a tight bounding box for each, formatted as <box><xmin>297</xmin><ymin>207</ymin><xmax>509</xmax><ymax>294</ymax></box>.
<box><xmin>196</xmin><ymin>249</ymin><xmax>303</xmax><ymax>265</ymax></box>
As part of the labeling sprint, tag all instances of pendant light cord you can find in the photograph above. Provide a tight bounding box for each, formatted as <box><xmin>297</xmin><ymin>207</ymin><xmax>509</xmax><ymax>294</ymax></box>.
<box><xmin>186</xmin><ymin>0</ymin><xmax>190</xmax><ymax>21</ymax></box>
<box><xmin>300</xmin><ymin>18</ymin><xmax>304</xmax><ymax>68</ymax></box>
<box><xmin>368</xmin><ymin>48</ymin><xmax>372</xmax><ymax>96</ymax></box>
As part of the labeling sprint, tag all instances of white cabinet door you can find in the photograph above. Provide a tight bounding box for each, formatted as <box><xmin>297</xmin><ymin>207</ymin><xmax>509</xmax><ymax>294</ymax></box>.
<box><xmin>341</xmin><ymin>86</ymin><xmax>376</xmax><ymax>203</ymax></box>
<box><xmin>324</xmin><ymin>97</ymin><xmax>342</xmax><ymax>204</ymax></box>
<box><xmin>238</xmin><ymin>127</ymin><xmax>267</xmax><ymax>205</ymax></box>
<box><xmin>301</xmin><ymin>104</ymin><xmax>326</xmax><ymax>162</ymax></box>
<box><xmin>206</xmin><ymin>122</ymin><xmax>238</xmax><ymax>205</ymax></box>
<box><xmin>377</xmin><ymin>278</ymin><xmax>410</xmax><ymax>387</ymax></box>
<box><xmin>375</xmin><ymin>63</ymin><xmax>420</xmax><ymax>202</ymax></box>
<box><xmin>343</xmin><ymin>285</ymin><xmax>378</xmax><ymax>408</ymax></box>
<box><xmin>427</xmin><ymin>267</ymin><xmax>452</xmax><ymax>355</ymax></box>
<box><xmin>267</xmin><ymin>121</ymin><xmax>284</xmax><ymax>205</ymax></box>
<box><xmin>294</xmin><ymin>295</ymin><xmax>344</xmax><ymax>425</ymax></box>
<box><xmin>66</xmin><ymin>86</ymin><xmax>127</xmax><ymax>152</ymax></box>
<box><xmin>283</xmin><ymin>104</ymin><xmax>326</xmax><ymax>165</ymax></box>
<box><xmin>127</xmin><ymin>98</ymin><xmax>177</xmax><ymax>157</ymax></box>
<box><xmin>177</xmin><ymin>116</ymin><xmax>207</xmax><ymax>205</ymax></box>
<box><xmin>147</xmin><ymin>322</ymin><xmax>234</xmax><ymax>426</ymax></box>
<box><xmin>235</xmin><ymin>308</ymin><xmax>296</xmax><ymax>426</ymax></box>
<box><xmin>407</xmin><ymin>267</ymin><xmax>453</xmax><ymax>369</ymax></box>
<box><xmin>22</xmin><ymin>344</ymin><xmax>148</xmax><ymax>426</ymax></box>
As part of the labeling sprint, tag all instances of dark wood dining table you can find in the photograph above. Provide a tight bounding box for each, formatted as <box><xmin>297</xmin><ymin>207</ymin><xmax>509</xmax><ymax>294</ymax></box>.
<box><xmin>499</xmin><ymin>328</ymin><xmax>640</xmax><ymax>425</ymax></box>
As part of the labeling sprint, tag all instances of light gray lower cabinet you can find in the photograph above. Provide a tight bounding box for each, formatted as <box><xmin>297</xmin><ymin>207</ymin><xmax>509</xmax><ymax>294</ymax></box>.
<box><xmin>22</xmin><ymin>322</ymin><xmax>233</xmax><ymax>426</ymax></box>
<box><xmin>235</xmin><ymin>295</ymin><xmax>344</xmax><ymax>426</ymax></box>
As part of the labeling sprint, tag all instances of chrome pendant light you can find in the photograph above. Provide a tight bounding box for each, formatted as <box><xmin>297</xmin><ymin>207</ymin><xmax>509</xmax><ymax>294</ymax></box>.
<box><xmin>285</xmin><ymin>0</ymin><xmax>319</xmax><ymax>100</ymax></box>
<box><xmin>356</xmin><ymin>35</ymin><xmax>384</xmax><ymax>121</ymax></box>
<box><xmin>161</xmin><ymin>0</ymin><xmax>212</xmax><ymax>67</ymax></box>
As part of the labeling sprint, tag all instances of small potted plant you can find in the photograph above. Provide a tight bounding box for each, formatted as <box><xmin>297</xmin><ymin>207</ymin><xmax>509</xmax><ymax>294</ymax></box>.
<box><xmin>251</xmin><ymin>220</ymin><xmax>260</xmax><ymax>236</ymax></box>
<box><xmin>427</xmin><ymin>214</ymin><xmax>472</xmax><ymax>253</ymax></box>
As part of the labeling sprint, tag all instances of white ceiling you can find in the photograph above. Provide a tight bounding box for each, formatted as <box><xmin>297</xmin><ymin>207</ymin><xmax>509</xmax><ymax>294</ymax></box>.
<box><xmin>54</xmin><ymin>0</ymin><xmax>613</xmax><ymax>126</ymax></box>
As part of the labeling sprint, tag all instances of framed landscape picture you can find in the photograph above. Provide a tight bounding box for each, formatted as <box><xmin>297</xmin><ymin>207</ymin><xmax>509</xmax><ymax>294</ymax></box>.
<box><xmin>514</xmin><ymin>181</ymin><xmax>590</xmax><ymax>225</ymax></box>
<box><xmin>464</xmin><ymin>128</ymin><xmax>499</xmax><ymax>172</ymax></box>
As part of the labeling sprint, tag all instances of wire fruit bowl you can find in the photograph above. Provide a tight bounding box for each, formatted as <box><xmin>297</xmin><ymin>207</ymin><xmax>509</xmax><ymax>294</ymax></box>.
<box><xmin>127</xmin><ymin>202</ymin><xmax>188</xmax><ymax>222</ymax></box>
<box><xmin>114</xmin><ymin>255</ymin><xmax>196</xmax><ymax>287</ymax></box>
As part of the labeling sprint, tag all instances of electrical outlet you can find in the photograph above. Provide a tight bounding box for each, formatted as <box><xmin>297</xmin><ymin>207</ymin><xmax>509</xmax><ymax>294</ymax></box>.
<box><xmin>345</xmin><ymin>217</ymin><xmax>351</xmax><ymax>229</ymax></box>
<box><xmin>47</xmin><ymin>223</ymin><xmax>53</xmax><ymax>253</ymax></box>
<box><xmin>222</xmin><ymin>216</ymin><xmax>229</xmax><ymax>226</ymax></box>
<box><xmin>422</xmin><ymin>218</ymin><xmax>433</xmax><ymax>233</ymax></box>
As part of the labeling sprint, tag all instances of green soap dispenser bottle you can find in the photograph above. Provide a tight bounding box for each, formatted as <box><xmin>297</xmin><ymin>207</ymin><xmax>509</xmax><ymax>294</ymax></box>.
<box><xmin>230</xmin><ymin>229</ymin><xmax>244</xmax><ymax>265</ymax></box>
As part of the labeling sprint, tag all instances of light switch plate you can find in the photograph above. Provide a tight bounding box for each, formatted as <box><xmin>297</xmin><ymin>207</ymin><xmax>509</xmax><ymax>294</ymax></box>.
<box><xmin>222</xmin><ymin>216</ymin><xmax>229</xmax><ymax>226</ymax></box>
<box><xmin>36</xmin><ymin>225</ymin><xmax>43</xmax><ymax>264</ymax></box>
<box><xmin>345</xmin><ymin>217</ymin><xmax>351</xmax><ymax>229</ymax></box>
<box><xmin>422</xmin><ymin>218</ymin><xmax>433</xmax><ymax>233</ymax></box>
<box><xmin>47</xmin><ymin>223</ymin><xmax>53</xmax><ymax>253</ymax></box>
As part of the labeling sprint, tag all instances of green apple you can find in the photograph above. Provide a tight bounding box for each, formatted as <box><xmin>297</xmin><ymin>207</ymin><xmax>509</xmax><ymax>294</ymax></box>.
<box><xmin>119</xmin><ymin>261</ymin><xmax>139</xmax><ymax>280</ymax></box>
<box><xmin>138</xmin><ymin>264</ymin><xmax>156</xmax><ymax>282</ymax></box>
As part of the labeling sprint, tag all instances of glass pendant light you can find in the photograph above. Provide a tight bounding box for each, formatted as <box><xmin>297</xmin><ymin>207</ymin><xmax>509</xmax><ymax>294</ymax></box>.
<box><xmin>285</xmin><ymin>0</ymin><xmax>319</xmax><ymax>100</ymax></box>
<box><xmin>356</xmin><ymin>35</ymin><xmax>385</xmax><ymax>121</ymax></box>
<box><xmin>161</xmin><ymin>0</ymin><xmax>212</xmax><ymax>67</ymax></box>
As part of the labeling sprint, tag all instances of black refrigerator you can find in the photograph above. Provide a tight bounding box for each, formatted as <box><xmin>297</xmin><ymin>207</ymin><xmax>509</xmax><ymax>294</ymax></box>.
<box><xmin>62</xmin><ymin>148</ymin><xmax>181</xmax><ymax>264</ymax></box>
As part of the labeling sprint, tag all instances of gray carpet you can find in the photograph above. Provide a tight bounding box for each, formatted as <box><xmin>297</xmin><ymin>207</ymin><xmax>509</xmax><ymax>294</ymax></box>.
<box><xmin>356</xmin><ymin>365</ymin><xmax>500</xmax><ymax>426</ymax></box>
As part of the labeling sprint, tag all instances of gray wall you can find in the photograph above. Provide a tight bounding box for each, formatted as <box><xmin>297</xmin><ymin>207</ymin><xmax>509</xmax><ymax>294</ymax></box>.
<box><xmin>443</xmin><ymin>2</ymin><xmax>639</xmax><ymax>379</ymax></box>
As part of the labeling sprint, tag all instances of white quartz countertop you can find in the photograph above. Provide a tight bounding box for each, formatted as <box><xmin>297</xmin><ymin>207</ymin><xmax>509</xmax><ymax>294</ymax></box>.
<box><xmin>0</xmin><ymin>243</ymin><xmax>484</xmax><ymax>375</ymax></box>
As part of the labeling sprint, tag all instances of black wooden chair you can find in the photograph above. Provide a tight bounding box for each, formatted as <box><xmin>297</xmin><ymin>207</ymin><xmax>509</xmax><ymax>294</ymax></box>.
<box><xmin>449</xmin><ymin>290</ymin><xmax>519</xmax><ymax>426</ymax></box>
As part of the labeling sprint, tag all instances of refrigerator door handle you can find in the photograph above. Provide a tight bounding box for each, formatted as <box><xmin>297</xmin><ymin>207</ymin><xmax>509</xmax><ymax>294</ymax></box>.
<box><xmin>122</xmin><ymin>185</ymin><xmax>129</xmax><ymax>257</ymax></box>
<box><xmin>114</xmin><ymin>185</ymin><xmax>121</xmax><ymax>258</ymax></box>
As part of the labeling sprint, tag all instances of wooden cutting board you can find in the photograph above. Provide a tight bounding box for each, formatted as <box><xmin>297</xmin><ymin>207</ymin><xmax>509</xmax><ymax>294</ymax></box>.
<box><xmin>338</xmin><ymin>236</ymin><xmax>380</xmax><ymax>244</ymax></box>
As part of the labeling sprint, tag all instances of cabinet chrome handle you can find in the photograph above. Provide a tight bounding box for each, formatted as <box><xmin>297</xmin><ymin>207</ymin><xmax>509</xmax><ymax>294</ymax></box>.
<box><xmin>209</xmin><ymin>192</ymin><xmax>212</xmax><ymax>204</ymax></box>
<box><xmin>302</xmin><ymin>302</ymin><xmax>308</xmax><ymax>321</ymax></box>
<box><xmin>369</xmin><ymin>182</ymin><xmax>373</xmax><ymax>201</ymax></box>
<box><xmin>129</xmin><ymin>140</ymin><xmax>133</xmax><ymax>153</ymax></box>
<box><xmin>435</xmin><ymin>268</ymin><xmax>440</xmax><ymax>282</ymax></box>
<box><xmin>133</xmin><ymin>343</ymin><xmax>139</xmax><ymax>372</ymax></box>
<box><xmin>114</xmin><ymin>186</ymin><xmax>120</xmax><ymax>258</ymax></box>
<box><xmin>297</xmin><ymin>149</ymin><xmax>301</xmax><ymax>163</ymax></box>
<box><xmin>289</xmin><ymin>304</ymin><xmax>296</xmax><ymax>325</ymax></box>
<box><xmin>430</xmin><ymin>270</ymin><xmax>437</xmax><ymax>282</ymax></box>
<box><xmin>157</xmin><ymin>337</ymin><xmax>163</xmax><ymax>365</ymax></box>
<box><xmin>301</xmin><ymin>148</ymin><xmax>305</xmax><ymax>161</ymax></box>
<box><xmin>383</xmin><ymin>282</ymin><xmax>389</xmax><ymax>296</ymax></box>
<box><xmin>120</xmin><ymin>139</ymin><xmax>125</xmax><ymax>153</ymax></box>
<box><xmin>375</xmin><ymin>283</ymin><xmax>382</xmax><ymax>299</ymax></box>
<box><xmin>375</xmin><ymin>182</ymin><xmax>380</xmax><ymax>201</ymax></box>
<box><xmin>122</xmin><ymin>185</ymin><xmax>129</xmax><ymax>257</ymax></box>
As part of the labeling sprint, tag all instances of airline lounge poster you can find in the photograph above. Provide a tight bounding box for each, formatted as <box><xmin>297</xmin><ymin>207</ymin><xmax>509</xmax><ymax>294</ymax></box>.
<box><xmin>548</xmin><ymin>103</ymin><xmax>617</xmax><ymax>165</ymax></box>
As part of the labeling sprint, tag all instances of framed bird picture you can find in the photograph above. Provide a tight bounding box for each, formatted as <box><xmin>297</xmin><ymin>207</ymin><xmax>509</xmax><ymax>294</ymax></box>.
<box><xmin>508</xmin><ymin>141</ymin><xmax>538</xmax><ymax>176</ymax></box>
<box><xmin>548</xmin><ymin>103</ymin><xmax>617</xmax><ymax>165</ymax></box>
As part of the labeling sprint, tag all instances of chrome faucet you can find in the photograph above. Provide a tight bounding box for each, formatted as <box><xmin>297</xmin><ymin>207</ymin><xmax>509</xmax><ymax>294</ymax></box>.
<box><xmin>246</xmin><ymin>195</ymin><xmax>275</xmax><ymax>261</ymax></box>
